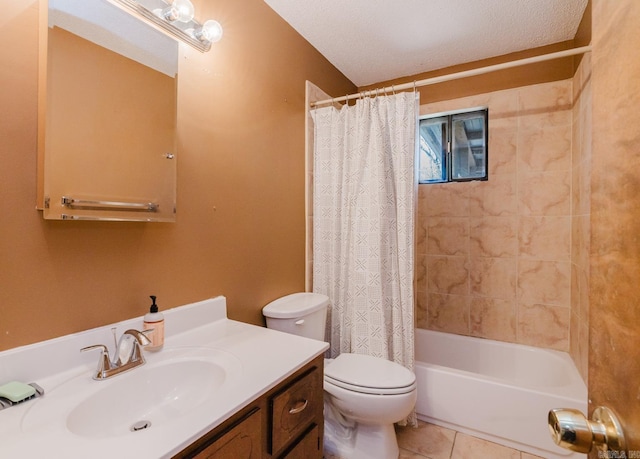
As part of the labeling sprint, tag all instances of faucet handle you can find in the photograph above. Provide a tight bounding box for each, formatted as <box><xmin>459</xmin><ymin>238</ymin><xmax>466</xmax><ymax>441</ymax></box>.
<box><xmin>81</xmin><ymin>343</ymin><xmax>110</xmax><ymax>355</ymax></box>
<box><xmin>81</xmin><ymin>344</ymin><xmax>113</xmax><ymax>379</ymax></box>
<box><xmin>123</xmin><ymin>329</ymin><xmax>152</xmax><ymax>345</ymax></box>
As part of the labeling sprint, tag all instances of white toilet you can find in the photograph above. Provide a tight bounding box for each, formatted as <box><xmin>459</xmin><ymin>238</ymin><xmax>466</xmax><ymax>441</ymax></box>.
<box><xmin>263</xmin><ymin>292</ymin><xmax>417</xmax><ymax>459</ymax></box>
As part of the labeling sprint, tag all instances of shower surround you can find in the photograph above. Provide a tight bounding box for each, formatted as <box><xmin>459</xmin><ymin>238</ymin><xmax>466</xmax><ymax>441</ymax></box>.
<box><xmin>415</xmin><ymin>72</ymin><xmax>590</xmax><ymax>382</ymax></box>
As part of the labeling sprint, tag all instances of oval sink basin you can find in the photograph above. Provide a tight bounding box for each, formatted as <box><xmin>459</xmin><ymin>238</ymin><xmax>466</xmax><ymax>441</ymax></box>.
<box><xmin>67</xmin><ymin>358</ymin><xmax>225</xmax><ymax>438</ymax></box>
<box><xmin>67</xmin><ymin>360</ymin><xmax>226</xmax><ymax>437</ymax></box>
<box><xmin>20</xmin><ymin>347</ymin><xmax>242</xmax><ymax>440</ymax></box>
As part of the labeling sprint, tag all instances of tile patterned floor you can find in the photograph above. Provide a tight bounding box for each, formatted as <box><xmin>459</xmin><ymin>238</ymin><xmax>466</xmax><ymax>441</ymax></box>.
<box><xmin>396</xmin><ymin>421</ymin><xmax>545</xmax><ymax>459</ymax></box>
<box><xmin>324</xmin><ymin>420</ymin><xmax>545</xmax><ymax>459</ymax></box>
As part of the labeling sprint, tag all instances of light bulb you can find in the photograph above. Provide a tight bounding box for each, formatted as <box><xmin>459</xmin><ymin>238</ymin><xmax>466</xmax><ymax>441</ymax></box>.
<box><xmin>195</xmin><ymin>20</ymin><xmax>223</xmax><ymax>43</ymax></box>
<box><xmin>162</xmin><ymin>0</ymin><xmax>195</xmax><ymax>23</ymax></box>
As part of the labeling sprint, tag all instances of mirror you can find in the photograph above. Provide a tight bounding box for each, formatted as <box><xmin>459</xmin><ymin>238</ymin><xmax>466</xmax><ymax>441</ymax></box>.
<box><xmin>38</xmin><ymin>0</ymin><xmax>178</xmax><ymax>221</ymax></box>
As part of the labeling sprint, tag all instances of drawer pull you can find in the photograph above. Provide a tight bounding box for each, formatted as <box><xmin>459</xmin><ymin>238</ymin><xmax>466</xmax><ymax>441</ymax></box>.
<box><xmin>288</xmin><ymin>400</ymin><xmax>308</xmax><ymax>415</ymax></box>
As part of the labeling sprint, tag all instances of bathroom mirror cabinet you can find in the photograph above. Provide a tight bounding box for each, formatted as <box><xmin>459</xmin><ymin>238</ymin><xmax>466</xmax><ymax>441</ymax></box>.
<box><xmin>37</xmin><ymin>0</ymin><xmax>178</xmax><ymax>221</ymax></box>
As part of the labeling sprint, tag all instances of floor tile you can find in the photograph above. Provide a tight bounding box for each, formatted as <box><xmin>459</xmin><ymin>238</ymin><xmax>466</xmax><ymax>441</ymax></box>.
<box><xmin>396</xmin><ymin>421</ymin><xmax>456</xmax><ymax>459</ymax></box>
<box><xmin>450</xmin><ymin>432</ymin><xmax>520</xmax><ymax>459</ymax></box>
<box><xmin>399</xmin><ymin>447</ymin><xmax>430</xmax><ymax>459</ymax></box>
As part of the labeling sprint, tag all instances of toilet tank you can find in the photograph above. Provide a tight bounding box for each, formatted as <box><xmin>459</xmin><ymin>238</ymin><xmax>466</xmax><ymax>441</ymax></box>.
<box><xmin>262</xmin><ymin>293</ymin><xmax>329</xmax><ymax>341</ymax></box>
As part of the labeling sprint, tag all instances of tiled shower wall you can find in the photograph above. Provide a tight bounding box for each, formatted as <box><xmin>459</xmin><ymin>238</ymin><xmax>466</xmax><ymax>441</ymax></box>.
<box><xmin>416</xmin><ymin>77</ymin><xmax>586</xmax><ymax>361</ymax></box>
<box><xmin>570</xmin><ymin>54</ymin><xmax>591</xmax><ymax>383</ymax></box>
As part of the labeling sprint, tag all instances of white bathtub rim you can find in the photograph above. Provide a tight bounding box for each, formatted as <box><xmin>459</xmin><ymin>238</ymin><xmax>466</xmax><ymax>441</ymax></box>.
<box><xmin>414</xmin><ymin>328</ymin><xmax>587</xmax><ymax>397</ymax></box>
<box><xmin>413</xmin><ymin>329</ymin><xmax>587</xmax><ymax>459</ymax></box>
<box><xmin>414</xmin><ymin>360</ymin><xmax>586</xmax><ymax>402</ymax></box>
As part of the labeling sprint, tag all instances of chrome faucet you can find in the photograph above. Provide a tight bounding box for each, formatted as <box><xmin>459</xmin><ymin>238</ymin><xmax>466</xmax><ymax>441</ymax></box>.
<box><xmin>81</xmin><ymin>329</ymin><xmax>152</xmax><ymax>380</ymax></box>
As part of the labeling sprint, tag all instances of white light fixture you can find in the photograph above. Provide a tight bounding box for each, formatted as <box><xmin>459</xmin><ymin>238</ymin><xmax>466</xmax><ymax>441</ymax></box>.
<box><xmin>111</xmin><ymin>0</ymin><xmax>222</xmax><ymax>52</ymax></box>
<box><xmin>195</xmin><ymin>19</ymin><xmax>223</xmax><ymax>44</ymax></box>
<box><xmin>161</xmin><ymin>0</ymin><xmax>194</xmax><ymax>23</ymax></box>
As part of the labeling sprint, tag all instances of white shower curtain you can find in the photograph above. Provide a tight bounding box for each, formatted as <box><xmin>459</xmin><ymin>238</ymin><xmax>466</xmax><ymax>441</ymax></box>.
<box><xmin>311</xmin><ymin>91</ymin><xmax>418</xmax><ymax>385</ymax></box>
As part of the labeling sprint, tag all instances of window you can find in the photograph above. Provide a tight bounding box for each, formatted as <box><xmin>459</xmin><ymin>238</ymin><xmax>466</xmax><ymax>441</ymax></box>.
<box><xmin>418</xmin><ymin>108</ymin><xmax>488</xmax><ymax>184</ymax></box>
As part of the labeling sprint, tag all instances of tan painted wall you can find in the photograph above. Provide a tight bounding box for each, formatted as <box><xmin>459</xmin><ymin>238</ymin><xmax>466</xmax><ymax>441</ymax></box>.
<box><xmin>0</xmin><ymin>0</ymin><xmax>355</xmax><ymax>351</ymax></box>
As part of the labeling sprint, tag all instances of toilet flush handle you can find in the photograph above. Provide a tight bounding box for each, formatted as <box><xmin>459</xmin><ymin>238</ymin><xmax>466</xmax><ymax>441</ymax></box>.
<box><xmin>294</xmin><ymin>319</ymin><xmax>305</xmax><ymax>325</ymax></box>
<box><xmin>548</xmin><ymin>407</ymin><xmax>626</xmax><ymax>454</ymax></box>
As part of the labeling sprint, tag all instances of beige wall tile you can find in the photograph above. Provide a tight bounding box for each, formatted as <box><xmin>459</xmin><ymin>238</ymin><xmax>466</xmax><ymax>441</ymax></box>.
<box><xmin>487</xmin><ymin>89</ymin><xmax>519</xmax><ymax>118</ymax></box>
<box><xmin>420</xmin><ymin>183</ymin><xmax>470</xmax><ymax>217</ymax></box>
<box><xmin>518</xmin><ymin>170</ymin><xmax>571</xmax><ymax>216</ymax></box>
<box><xmin>417</xmin><ymin>78</ymin><xmax>580</xmax><ymax>352</ymax></box>
<box><xmin>578</xmin><ymin>319</ymin><xmax>588</xmax><ymax>383</ymax></box>
<box><xmin>469</xmin><ymin>174</ymin><xmax>517</xmax><ymax>216</ymax></box>
<box><xmin>428</xmin><ymin>217</ymin><xmax>469</xmax><ymax>256</ymax></box>
<box><xmin>577</xmin><ymin>161</ymin><xmax>591</xmax><ymax>216</ymax></box>
<box><xmin>578</xmin><ymin>214</ymin><xmax>590</xmax><ymax>268</ymax></box>
<box><xmin>517</xmin><ymin>303</ymin><xmax>570</xmax><ymax>350</ymax></box>
<box><xmin>569</xmin><ymin>53</ymin><xmax>591</xmax><ymax>381</ymax></box>
<box><xmin>518</xmin><ymin>216</ymin><xmax>571</xmax><ymax>261</ymax></box>
<box><xmin>517</xmin><ymin>124</ymin><xmax>572</xmax><ymax>173</ymax></box>
<box><xmin>470</xmin><ymin>297</ymin><xmax>516</xmax><ymax>342</ymax></box>
<box><xmin>470</xmin><ymin>216</ymin><xmax>518</xmax><ymax>258</ymax></box>
<box><xmin>470</xmin><ymin>257</ymin><xmax>517</xmax><ymax>300</ymax></box>
<box><xmin>519</xmin><ymin>107</ymin><xmax>572</xmax><ymax>131</ymax></box>
<box><xmin>570</xmin><ymin>311</ymin><xmax>580</xmax><ymax>367</ymax></box>
<box><xmin>416</xmin><ymin>255</ymin><xmax>428</xmax><ymax>288</ymax></box>
<box><xmin>572</xmin><ymin>213</ymin><xmax>591</xmax><ymax>271</ymax></box>
<box><xmin>488</xmin><ymin>119</ymin><xmax>517</xmax><ymax>176</ymax></box>
<box><xmin>577</xmin><ymin>264</ymin><xmax>590</xmax><ymax>320</ymax></box>
<box><xmin>517</xmin><ymin>80</ymin><xmax>572</xmax><ymax>113</ymax></box>
<box><xmin>518</xmin><ymin>260</ymin><xmax>571</xmax><ymax>306</ymax></box>
<box><xmin>427</xmin><ymin>293</ymin><xmax>470</xmax><ymax>335</ymax></box>
<box><xmin>416</xmin><ymin>290</ymin><xmax>428</xmax><ymax>329</ymax></box>
<box><xmin>427</xmin><ymin>256</ymin><xmax>469</xmax><ymax>295</ymax></box>
<box><xmin>416</xmin><ymin>216</ymin><xmax>428</xmax><ymax>256</ymax></box>
<box><xmin>571</xmin><ymin>263</ymin><xmax>580</xmax><ymax>313</ymax></box>
<box><xmin>571</xmin><ymin>159</ymin><xmax>583</xmax><ymax>212</ymax></box>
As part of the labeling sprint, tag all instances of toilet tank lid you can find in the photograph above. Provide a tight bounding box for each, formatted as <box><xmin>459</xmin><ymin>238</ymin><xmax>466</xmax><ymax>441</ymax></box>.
<box><xmin>262</xmin><ymin>292</ymin><xmax>329</xmax><ymax>318</ymax></box>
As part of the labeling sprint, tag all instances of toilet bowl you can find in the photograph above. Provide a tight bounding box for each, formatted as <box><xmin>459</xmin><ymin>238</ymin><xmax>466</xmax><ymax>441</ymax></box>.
<box><xmin>263</xmin><ymin>293</ymin><xmax>417</xmax><ymax>459</ymax></box>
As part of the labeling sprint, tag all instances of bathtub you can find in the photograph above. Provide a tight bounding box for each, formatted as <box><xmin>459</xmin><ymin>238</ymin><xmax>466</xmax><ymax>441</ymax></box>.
<box><xmin>414</xmin><ymin>329</ymin><xmax>587</xmax><ymax>459</ymax></box>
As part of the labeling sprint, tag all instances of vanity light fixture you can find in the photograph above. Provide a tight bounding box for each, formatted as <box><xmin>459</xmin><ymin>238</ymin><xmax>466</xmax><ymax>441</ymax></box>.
<box><xmin>110</xmin><ymin>0</ymin><xmax>223</xmax><ymax>52</ymax></box>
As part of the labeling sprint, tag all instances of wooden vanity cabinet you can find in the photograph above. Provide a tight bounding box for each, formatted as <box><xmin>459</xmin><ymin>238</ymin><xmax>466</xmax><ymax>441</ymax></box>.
<box><xmin>174</xmin><ymin>355</ymin><xmax>324</xmax><ymax>459</ymax></box>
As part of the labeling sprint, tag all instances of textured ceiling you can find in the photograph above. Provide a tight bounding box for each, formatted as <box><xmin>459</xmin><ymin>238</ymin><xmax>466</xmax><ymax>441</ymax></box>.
<box><xmin>264</xmin><ymin>0</ymin><xmax>588</xmax><ymax>87</ymax></box>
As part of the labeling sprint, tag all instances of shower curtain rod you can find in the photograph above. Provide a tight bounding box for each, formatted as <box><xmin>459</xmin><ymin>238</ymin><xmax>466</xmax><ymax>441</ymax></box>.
<box><xmin>310</xmin><ymin>45</ymin><xmax>592</xmax><ymax>107</ymax></box>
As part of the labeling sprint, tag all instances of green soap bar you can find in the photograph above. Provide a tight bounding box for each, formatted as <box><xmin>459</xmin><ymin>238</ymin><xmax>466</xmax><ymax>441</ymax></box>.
<box><xmin>0</xmin><ymin>381</ymin><xmax>36</xmax><ymax>402</ymax></box>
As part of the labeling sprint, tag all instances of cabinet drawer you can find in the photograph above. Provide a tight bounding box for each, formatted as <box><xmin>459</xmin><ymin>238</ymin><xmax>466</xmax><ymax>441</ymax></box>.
<box><xmin>280</xmin><ymin>424</ymin><xmax>320</xmax><ymax>459</ymax></box>
<box><xmin>270</xmin><ymin>367</ymin><xmax>322</xmax><ymax>454</ymax></box>
<box><xmin>186</xmin><ymin>408</ymin><xmax>262</xmax><ymax>459</ymax></box>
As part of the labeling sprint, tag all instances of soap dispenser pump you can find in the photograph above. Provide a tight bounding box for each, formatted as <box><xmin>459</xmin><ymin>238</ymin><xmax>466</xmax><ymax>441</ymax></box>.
<box><xmin>143</xmin><ymin>295</ymin><xmax>164</xmax><ymax>351</ymax></box>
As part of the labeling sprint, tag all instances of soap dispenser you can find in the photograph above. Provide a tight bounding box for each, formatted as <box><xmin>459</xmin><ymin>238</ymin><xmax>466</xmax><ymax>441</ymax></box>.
<box><xmin>143</xmin><ymin>295</ymin><xmax>164</xmax><ymax>351</ymax></box>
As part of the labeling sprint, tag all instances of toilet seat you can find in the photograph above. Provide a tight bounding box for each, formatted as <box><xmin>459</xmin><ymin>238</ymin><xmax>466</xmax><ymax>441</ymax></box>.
<box><xmin>324</xmin><ymin>353</ymin><xmax>416</xmax><ymax>395</ymax></box>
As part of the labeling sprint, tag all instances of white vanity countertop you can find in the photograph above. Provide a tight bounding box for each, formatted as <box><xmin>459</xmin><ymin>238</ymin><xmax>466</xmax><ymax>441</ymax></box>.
<box><xmin>0</xmin><ymin>296</ymin><xmax>329</xmax><ymax>458</ymax></box>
